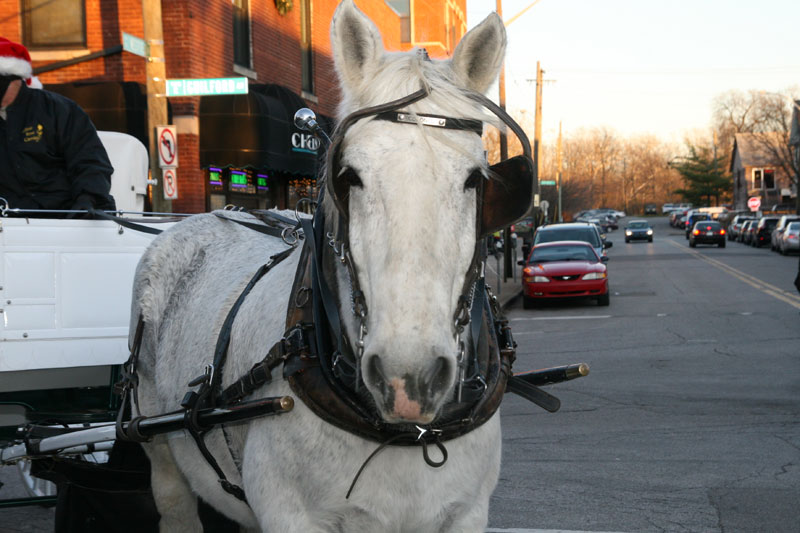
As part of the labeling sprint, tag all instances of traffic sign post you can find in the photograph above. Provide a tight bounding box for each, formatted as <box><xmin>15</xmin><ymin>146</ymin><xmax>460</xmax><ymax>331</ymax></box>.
<box><xmin>747</xmin><ymin>196</ymin><xmax>761</xmax><ymax>212</ymax></box>
<box><xmin>157</xmin><ymin>126</ymin><xmax>178</xmax><ymax>168</ymax></box>
<box><xmin>163</xmin><ymin>168</ymin><xmax>178</xmax><ymax>200</ymax></box>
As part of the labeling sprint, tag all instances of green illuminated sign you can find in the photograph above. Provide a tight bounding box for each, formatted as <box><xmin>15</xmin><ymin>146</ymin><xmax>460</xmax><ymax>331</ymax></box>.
<box><xmin>166</xmin><ymin>77</ymin><xmax>249</xmax><ymax>97</ymax></box>
<box><xmin>231</xmin><ymin>173</ymin><xmax>248</xmax><ymax>186</ymax></box>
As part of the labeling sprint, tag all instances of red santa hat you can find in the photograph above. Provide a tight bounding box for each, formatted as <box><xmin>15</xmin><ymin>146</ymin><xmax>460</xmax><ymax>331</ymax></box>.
<box><xmin>0</xmin><ymin>37</ymin><xmax>34</xmax><ymax>84</ymax></box>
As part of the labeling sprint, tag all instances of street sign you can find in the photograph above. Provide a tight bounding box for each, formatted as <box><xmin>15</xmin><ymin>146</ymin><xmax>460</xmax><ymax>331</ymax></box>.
<box><xmin>122</xmin><ymin>32</ymin><xmax>147</xmax><ymax>58</ymax></box>
<box><xmin>747</xmin><ymin>196</ymin><xmax>761</xmax><ymax>212</ymax></box>
<box><xmin>163</xmin><ymin>168</ymin><xmax>178</xmax><ymax>200</ymax></box>
<box><xmin>540</xmin><ymin>180</ymin><xmax>556</xmax><ymax>186</ymax></box>
<box><xmin>157</xmin><ymin>125</ymin><xmax>178</xmax><ymax>168</ymax></box>
<box><xmin>165</xmin><ymin>77</ymin><xmax>249</xmax><ymax>97</ymax></box>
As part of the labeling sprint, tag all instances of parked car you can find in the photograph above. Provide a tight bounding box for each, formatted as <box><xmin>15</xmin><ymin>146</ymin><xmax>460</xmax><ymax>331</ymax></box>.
<box><xmin>684</xmin><ymin>211</ymin><xmax>711</xmax><ymax>239</ymax></box>
<box><xmin>624</xmin><ymin>220</ymin><xmax>653</xmax><ymax>243</ymax></box>
<box><xmin>770</xmin><ymin>215</ymin><xmax>800</xmax><ymax>251</ymax></box>
<box><xmin>778</xmin><ymin>221</ymin><xmax>800</xmax><ymax>255</ymax></box>
<box><xmin>751</xmin><ymin>217</ymin><xmax>779</xmax><ymax>247</ymax></box>
<box><xmin>532</xmin><ymin>222</ymin><xmax>612</xmax><ymax>258</ymax></box>
<box><xmin>520</xmin><ymin>241</ymin><xmax>609</xmax><ymax>308</ymax></box>
<box><xmin>689</xmin><ymin>221</ymin><xmax>726</xmax><ymax>248</ymax></box>
<box><xmin>662</xmin><ymin>203</ymin><xmax>676</xmax><ymax>214</ymax></box>
<box><xmin>738</xmin><ymin>219</ymin><xmax>755</xmax><ymax>244</ymax></box>
<box><xmin>644</xmin><ymin>204</ymin><xmax>657</xmax><ymax>215</ymax></box>
<box><xmin>728</xmin><ymin>215</ymin><xmax>755</xmax><ymax>241</ymax></box>
<box><xmin>669</xmin><ymin>210</ymin><xmax>686</xmax><ymax>227</ymax></box>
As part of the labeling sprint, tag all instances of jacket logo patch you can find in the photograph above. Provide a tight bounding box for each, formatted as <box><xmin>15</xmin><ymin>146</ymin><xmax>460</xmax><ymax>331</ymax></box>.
<box><xmin>23</xmin><ymin>124</ymin><xmax>44</xmax><ymax>143</ymax></box>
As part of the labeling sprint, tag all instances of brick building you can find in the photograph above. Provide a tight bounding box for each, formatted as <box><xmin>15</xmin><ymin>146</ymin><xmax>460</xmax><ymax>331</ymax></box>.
<box><xmin>1</xmin><ymin>0</ymin><xmax>466</xmax><ymax>213</ymax></box>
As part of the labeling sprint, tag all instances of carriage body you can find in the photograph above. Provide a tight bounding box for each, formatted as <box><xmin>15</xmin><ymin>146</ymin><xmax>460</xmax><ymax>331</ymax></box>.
<box><xmin>0</xmin><ymin>217</ymin><xmax>167</xmax><ymax>446</ymax></box>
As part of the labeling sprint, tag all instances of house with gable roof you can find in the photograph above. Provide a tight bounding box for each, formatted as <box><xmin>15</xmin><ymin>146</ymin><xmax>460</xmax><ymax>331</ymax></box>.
<box><xmin>730</xmin><ymin>132</ymin><xmax>794</xmax><ymax>211</ymax></box>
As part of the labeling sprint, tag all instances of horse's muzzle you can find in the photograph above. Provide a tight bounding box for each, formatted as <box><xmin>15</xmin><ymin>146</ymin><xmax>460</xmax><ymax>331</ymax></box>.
<box><xmin>364</xmin><ymin>354</ymin><xmax>453</xmax><ymax>423</ymax></box>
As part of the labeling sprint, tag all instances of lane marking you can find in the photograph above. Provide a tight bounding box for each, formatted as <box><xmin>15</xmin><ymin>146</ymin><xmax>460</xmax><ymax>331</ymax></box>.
<box><xmin>510</xmin><ymin>315</ymin><xmax>612</xmax><ymax>321</ymax></box>
<box><xmin>665</xmin><ymin>239</ymin><xmax>800</xmax><ymax>310</ymax></box>
<box><xmin>487</xmin><ymin>529</ymin><xmax>627</xmax><ymax>533</ymax></box>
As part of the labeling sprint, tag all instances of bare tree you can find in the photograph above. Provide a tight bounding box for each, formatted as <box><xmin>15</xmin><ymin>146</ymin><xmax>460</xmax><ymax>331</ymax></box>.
<box><xmin>713</xmin><ymin>88</ymin><xmax>800</xmax><ymax>212</ymax></box>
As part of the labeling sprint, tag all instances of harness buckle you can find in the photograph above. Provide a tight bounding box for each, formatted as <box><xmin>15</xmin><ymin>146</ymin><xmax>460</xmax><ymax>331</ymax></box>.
<box><xmin>188</xmin><ymin>364</ymin><xmax>215</xmax><ymax>388</ymax></box>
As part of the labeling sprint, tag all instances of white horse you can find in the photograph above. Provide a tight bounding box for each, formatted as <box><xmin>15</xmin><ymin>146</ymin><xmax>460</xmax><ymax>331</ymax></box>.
<box><xmin>130</xmin><ymin>1</ymin><xmax>517</xmax><ymax>531</ymax></box>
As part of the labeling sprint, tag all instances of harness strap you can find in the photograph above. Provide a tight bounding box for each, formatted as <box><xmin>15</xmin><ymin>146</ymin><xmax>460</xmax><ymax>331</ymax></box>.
<box><xmin>213</xmin><ymin>212</ymin><xmax>294</xmax><ymax>239</ymax></box>
<box><xmin>89</xmin><ymin>209</ymin><xmax>169</xmax><ymax>235</ymax></box>
<box><xmin>180</xmin><ymin>245</ymin><xmax>296</xmax><ymax>503</ymax></box>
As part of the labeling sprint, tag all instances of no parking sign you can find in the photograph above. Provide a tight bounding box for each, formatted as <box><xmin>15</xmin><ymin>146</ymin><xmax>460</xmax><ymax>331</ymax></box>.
<box><xmin>163</xmin><ymin>168</ymin><xmax>179</xmax><ymax>200</ymax></box>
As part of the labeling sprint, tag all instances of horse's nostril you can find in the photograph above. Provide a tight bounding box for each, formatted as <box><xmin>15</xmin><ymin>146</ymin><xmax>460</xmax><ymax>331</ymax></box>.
<box><xmin>364</xmin><ymin>354</ymin><xmax>387</xmax><ymax>393</ymax></box>
<box><xmin>423</xmin><ymin>356</ymin><xmax>452</xmax><ymax>398</ymax></box>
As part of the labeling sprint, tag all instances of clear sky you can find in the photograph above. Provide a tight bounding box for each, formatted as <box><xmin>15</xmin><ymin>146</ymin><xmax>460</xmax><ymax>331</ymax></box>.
<box><xmin>466</xmin><ymin>0</ymin><xmax>800</xmax><ymax>145</ymax></box>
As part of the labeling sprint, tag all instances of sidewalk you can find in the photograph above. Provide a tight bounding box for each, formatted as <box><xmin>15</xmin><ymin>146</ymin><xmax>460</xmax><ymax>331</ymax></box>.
<box><xmin>484</xmin><ymin>245</ymin><xmax>524</xmax><ymax>311</ymax></box>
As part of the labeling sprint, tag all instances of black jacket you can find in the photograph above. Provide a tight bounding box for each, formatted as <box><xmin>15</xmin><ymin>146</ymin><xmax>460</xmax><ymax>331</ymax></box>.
<box><xmin>0</xmin><ymin>84</ymin><xmax>115</xmax><ymax>211</ymax></box>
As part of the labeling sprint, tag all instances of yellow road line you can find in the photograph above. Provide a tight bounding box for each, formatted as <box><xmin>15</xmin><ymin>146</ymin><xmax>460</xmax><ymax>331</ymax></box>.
<box><xmin>665</xmin><ymin>239</ymin><xmax>800</xmax><ymax>309</ymax></box>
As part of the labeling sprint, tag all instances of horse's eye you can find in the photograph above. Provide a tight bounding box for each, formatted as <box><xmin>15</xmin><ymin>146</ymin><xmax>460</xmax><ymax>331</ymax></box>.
<box><xmin>464</xmin><ymin>168</ymin><xmax>482</xmax><ymax>191</ymax></box>
<box><xmin>339</xmin><ymin>167</ymin><xmax>363</xmax><ymax>188</ymax></box>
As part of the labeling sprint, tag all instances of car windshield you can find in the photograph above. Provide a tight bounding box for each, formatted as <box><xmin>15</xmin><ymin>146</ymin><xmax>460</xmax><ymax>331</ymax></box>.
<box><xmin>628</xmin><ymin>221</ymin><xmax>649</xmax><ymax>229</ymax></box>
<box><xmin>534</xmin><ymin>227</ymin><xmax>601</xmax><ymax>247</ymax></box>
<box><xmin>530</xmin><ymin>245</ymin><xmax>597</xmax><ymax>263</ymax></box>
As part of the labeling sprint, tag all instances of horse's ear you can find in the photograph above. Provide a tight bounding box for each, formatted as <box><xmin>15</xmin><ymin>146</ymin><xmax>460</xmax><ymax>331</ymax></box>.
<box><xmin>331</xmin><ymin>0</ymin><xmax>384</xmax><ymax>94</ymax></box>
<box><xmin>451</xmin><ymin>13</ymin><xmax>507</xmax><ymax>94</ymax></box>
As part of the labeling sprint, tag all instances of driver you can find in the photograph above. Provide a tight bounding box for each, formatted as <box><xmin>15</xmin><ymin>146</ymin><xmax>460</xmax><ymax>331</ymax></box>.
<box><xmin>0</xmin><ymin>37</ymin><xmax>115</xmax><ymax>216</ymax></box>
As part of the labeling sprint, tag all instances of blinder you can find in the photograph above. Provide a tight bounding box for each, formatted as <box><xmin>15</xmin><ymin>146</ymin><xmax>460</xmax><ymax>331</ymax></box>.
<box><xmin>325</xmin><ymin>86</ymin><xmax>535</xmax><ymax>237</ymax></box>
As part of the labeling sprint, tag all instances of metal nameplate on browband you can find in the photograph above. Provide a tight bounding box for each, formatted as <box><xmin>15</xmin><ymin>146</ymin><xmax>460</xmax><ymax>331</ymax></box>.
<box><xmin>374</xmin><ymin>111</ymin><xmax>483</xmax><ymax>135</ymax></box>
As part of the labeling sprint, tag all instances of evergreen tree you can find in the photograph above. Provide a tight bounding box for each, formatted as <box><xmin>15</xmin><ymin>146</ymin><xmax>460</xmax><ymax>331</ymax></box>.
<box><xmin>671</xmin><ymin>145</ymin><xmax>730</xmax><ymax>206</ymax></box>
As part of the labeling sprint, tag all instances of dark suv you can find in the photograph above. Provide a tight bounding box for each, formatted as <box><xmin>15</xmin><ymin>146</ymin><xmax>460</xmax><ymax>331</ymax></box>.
<box><xmin>752</xmin><ymin>217</ymin><xmax>779</xmax><ymax>247</ymax></box>
<box><xmin>684</xmin><ymin>211</ymin><xmax>711</xmax><ymax>239</ymax></box>
<box><xmin>533</xmin><ymin>222</ymin><xmax>612</xmax><ymax>258</ymax></box>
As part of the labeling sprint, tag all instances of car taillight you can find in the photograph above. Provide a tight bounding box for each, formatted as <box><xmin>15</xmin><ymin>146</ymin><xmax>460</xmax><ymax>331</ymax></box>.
<box><xmin>720</xmin><ymin>229</ymin><xmax>726</xmax><ymax>235</ymax></box>
<box><xmin>693</xmin><ymin>229</ymin><xmax>700</xmax><ymax>235</ymax></box>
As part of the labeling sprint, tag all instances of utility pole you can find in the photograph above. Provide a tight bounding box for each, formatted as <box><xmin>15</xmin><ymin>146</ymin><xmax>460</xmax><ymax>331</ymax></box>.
<box><xmin>142</xmin><ymin>0</ymin><xmax>171</xmax><ymax>213</ymax></box>
<box><xmin>534</xmin><ymin>61</ymin><xmax>543</xmax><ymax>188</ymax></box>
<box><xmin>557</xmin><ymin>121</ymin><xmax>562</xmax><ymax>222</ymax></box>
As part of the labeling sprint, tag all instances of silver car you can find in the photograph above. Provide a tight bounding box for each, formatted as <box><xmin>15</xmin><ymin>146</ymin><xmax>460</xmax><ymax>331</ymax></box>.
<box><xmin>778</xmin><ymin>221</ymin><xmax>800</xmax><ymax>254</ymax></box>
<box><xmin>771</xmin><ymin>215</ymin><xmax>800</xmax><ymax>251</ymax></box>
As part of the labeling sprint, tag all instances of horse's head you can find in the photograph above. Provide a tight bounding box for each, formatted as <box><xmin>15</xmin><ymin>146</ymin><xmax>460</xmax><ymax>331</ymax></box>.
<box><xmin>327</xmin><ymin>1</ymin><xmax>508</xmax><ymax>424</ymax></box>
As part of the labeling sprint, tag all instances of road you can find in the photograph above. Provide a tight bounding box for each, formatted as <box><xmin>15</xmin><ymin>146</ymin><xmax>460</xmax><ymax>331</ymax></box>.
<box><xmin>488</xmin><ymin>216</ymin><xmax>800</xmax><ymax>533</ymax></box>
<box><xmin>2</xmin><ymin>216</ymin><xmax>799</xmax><ymax>532</ymax></box>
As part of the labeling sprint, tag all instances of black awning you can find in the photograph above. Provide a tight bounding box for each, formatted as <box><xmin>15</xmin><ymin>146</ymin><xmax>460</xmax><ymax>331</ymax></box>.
<box><xmin>199</xmin><ymin>84</ymin><xmax>330</xmax><ymax>176</ymax></box>
<box><xmin>44</xmin><ymin>82</ymin><xmax>155</xmax><ymax>148</ymax></box>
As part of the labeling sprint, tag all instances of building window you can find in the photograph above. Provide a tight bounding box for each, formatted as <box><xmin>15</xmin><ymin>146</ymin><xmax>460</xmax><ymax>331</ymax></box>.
<box><xmin>233</xmin><ymin>0</ymin><xmax>251</xmax><ymax>67</ymax></box>
<box><xmin>300</xmin><ymin>0</ymin><xmax>314</xmax><ymax>94</ymax></box>
<box><xmin>22</xmin><ymin>0</ymin><xmax>86</xmax><ymax>49</ymax></box>
<box><xmin>763</xmin><ymin>169</ymin><xmax>775</xmax><ymax>189</ymax></box>
<box><xmin>753</xmin><ymin>168</ymin><xmax>776</xmax><ymax>190</ymax></box>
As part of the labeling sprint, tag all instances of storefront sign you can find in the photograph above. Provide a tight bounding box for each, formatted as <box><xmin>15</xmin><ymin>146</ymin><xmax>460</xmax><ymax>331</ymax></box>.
<box><xmin>291</xmin><ymin>132</ymin><xmax>320</xmax><ymax>154</ymax></box>
<box><xmin>166</xmin><ymin>77</ymin><xmax>249</xmax><ymax>97</ymax></box>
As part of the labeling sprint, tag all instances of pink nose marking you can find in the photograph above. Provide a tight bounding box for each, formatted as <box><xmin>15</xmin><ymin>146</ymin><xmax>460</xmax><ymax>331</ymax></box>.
<box><xmin>389</xmin><ymin>378</ymin><xmax>421</xmax><ymax>420</ymax></box>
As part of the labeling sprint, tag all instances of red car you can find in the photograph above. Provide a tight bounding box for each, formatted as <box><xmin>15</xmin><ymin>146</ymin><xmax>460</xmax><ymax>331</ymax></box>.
<box><xmin>521</xmin><ymin>241</ymin><xmax>610</xmax><ymax>309</ymax></box>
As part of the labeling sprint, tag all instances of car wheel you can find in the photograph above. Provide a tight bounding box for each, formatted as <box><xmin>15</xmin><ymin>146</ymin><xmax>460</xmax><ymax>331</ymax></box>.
<box><xmin>625</xmin><ymin>238</ymin><xmax>630</xmax><ymax>243</ymax></box>
<box><xmin>522</xmin><ymin>295</ymin><xmax>536</xmax><ymax>309</ymax></box>
<box><xmin>719</xmin><ymin>241</ymin><xmax>725</xmax><ymax>248</ymax></box>
<box><xmin>597</xmin><ymin>293</ymin><xmax>610</xmax><ymax>306</ymax></box>
<box><xmin>690</xmin><ymin>240</ymin><xmax>696</xmax><ymax>247</ymax></box>
<box><xmin>648</xmin><ymin>237</ymin><xmax>653</xmax><ymax>242</ymax></box>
